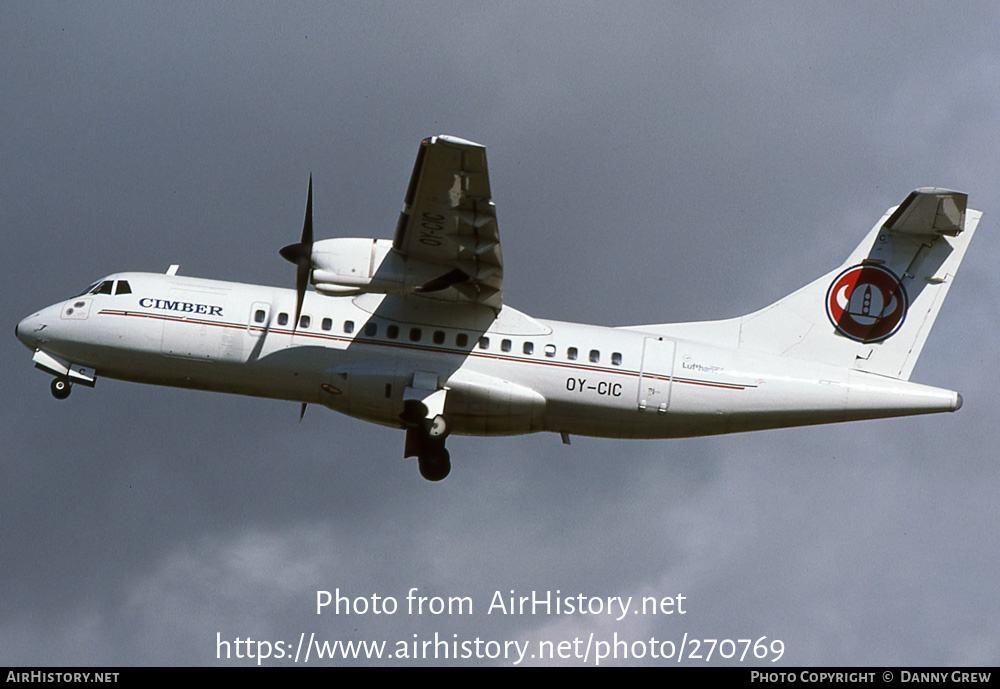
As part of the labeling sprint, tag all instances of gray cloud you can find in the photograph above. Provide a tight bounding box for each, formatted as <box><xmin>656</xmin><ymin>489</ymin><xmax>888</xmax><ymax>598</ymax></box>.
<box><xmin>2</xmin><ymin>2</ymin><xmax>999</xmax><ymax>666</ymax></box>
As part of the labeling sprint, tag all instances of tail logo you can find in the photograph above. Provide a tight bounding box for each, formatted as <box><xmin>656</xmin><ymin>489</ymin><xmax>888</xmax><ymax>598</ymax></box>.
<box><xmin>826</xmin><ymin>264</ymin><xmax>908</xmax><ymax>342</ymax></box>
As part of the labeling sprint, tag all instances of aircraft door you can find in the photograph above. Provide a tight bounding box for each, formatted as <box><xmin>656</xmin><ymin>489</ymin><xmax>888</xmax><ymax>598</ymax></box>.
<box><xmin>638</xmin><ymin>337</ymin><xmax>675</xmax><ymax>412</ymax></box>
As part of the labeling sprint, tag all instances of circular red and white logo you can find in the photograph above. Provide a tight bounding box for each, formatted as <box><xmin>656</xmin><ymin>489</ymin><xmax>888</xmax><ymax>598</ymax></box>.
<box><xmin>826</xmin><ymin>264</ymin><xmax>908</xmax><ymax>342</ymax></box>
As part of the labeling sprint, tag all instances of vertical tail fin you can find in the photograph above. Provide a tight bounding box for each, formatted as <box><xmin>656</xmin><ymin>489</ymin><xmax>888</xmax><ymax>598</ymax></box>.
<box><xmin>640</xmin><ymin>189</ymin><xmax>982</xmax><ymax>380</ymax></box>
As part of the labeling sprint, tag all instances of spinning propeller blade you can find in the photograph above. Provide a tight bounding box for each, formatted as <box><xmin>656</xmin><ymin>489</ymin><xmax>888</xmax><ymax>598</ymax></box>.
<box><xmin>279</xmin><ymin>175</ymin><xmax>314</xmax><ymax>332</ymax></box>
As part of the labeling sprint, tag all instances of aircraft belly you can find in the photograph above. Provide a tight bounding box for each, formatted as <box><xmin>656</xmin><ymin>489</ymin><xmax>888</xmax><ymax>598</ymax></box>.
<box><xmin>628</xmin><ymin>364</ymin><xmax>959</xmax><ymax>438</ymax></box>
<box><xmin>461</xmin><ymin>355</ymin><xmax>637</xmax><ymax>438</ymax></box>
<box><xmin>534</xmin><ymin>342</ymin><xmax>963</xmax><ymax>440</ymax></box>
<box><xmin>318</xmin><ymin>355</ymin><xmax>550</xmax><ymax>435</ymax></box>
<box><xmin>88</xmin><ymin>348</ymin><xmax>320</xmax><ymax>401</ymax></box>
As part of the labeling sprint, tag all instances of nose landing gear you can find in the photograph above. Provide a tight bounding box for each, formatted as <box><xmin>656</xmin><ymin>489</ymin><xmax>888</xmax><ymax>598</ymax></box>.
<box><xmin>30</xmin><ymin>351</ymin><xmax>96</xmax><ymax>398</ymax></box>
<box><xmin>50</xmin><ymin>377</ymin><xmax>72</xmax><ymax>400</ymax></box>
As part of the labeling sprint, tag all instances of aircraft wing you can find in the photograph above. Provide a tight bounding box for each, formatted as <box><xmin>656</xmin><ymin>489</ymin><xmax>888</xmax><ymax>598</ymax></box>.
<box><xmin>393</xmin><ymin>135</ymin><xmax>503</xmax><ymax>311</ymax></box>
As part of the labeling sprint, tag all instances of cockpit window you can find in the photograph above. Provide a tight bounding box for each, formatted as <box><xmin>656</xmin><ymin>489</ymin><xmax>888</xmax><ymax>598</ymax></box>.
<box><xmin>78</xmin><ymin>281</ymin><xmax>101</xmax><ymax>297</ymax></box>
<box><xmin>91</xmin><ymin>281</ymin><xmax>113</xmax><ymax>295</ymax></box>
<box><xmin>115</xmin><ymin>280</ymin><xmax>132</xmax><ymax>295</ymax></box>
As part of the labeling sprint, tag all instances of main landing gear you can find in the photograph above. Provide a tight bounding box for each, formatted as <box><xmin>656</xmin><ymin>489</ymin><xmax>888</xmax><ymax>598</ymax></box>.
<box><xmin>417</xmin><ymin>439</ymin><xmax>451</xmax><ymax>482</ymax></box>
<box><xmin>401</xmin><ymin>400</ymin><xmax>452</xmax><ymax>481</ymax></box>
<box><xmin>50</xmin><ymin>377</ymin><xmax>72</xmax><ymax>400</ymax></box>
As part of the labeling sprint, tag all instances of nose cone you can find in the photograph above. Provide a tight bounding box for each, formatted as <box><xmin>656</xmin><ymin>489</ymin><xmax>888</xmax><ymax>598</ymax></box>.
<box><xmin>15</xmin><ymin>312</ymin><xmax>42</xmax><ymax>350</ymax></box>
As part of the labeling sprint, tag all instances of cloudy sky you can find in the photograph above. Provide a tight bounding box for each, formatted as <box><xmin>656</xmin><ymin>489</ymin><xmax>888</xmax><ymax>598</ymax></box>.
<box><xmin>3</xmin><ymin>2</ymin><xmax>999</xmax><ymax>666</ymax></box>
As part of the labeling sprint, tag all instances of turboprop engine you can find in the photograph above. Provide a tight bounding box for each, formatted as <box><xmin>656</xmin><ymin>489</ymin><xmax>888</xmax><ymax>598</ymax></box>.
<box><xmin>279</xmin><ymin>178</ymin><xmax>471</xmax><ymax>326</ymax></box>
<box><xmin>310</xmin><ymin>237</ymin><xmax>437</xmax><ymax>296</ymax></box>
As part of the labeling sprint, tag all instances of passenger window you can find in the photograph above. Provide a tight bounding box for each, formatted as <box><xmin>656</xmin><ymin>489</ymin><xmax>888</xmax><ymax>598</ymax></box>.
<box><xmin>321</xmin><ymin>318</ymin><xmax>332</xmax><ymax>331</ymax></box>
<box><xmin>544</xmin><ymin>344</ymin><xmax>556</xmax><ymax>358</ymax></box>
<box><xmin>115</xmin><ymin>281</ymin><xmax>132</xmax><ymax>295</ymax></box>
<box><xmin>433</xmin><ymin>330</ymin><xmax>445</xmax><ymax>345</ymax></box>
<box><xmin>254</xmin><ymin>309</ymin><xmax>266</xmax><ymax>324</ymax></box>
<box><xmin>612</xmin><ymin>352</ymin><xmax>622</xmax><ymax>366</ymax></box>
<box><xmin>364</xmin><ymin>322</ymin><xmax>377</xmax><ymax>337</ymax></box>
<box><xmin>299</xmin><ymin>315</ymin><xmax>311</xmax><ymax>329</ymax></box>
<box><xmin>387</xmin><ymin>325</ymin><xmax>399</xmax><ymax>339</ymax></box>
<box><xmin>478</xmin><ymin>337</ymin><xmax>490</xmax><ymax>350</ymax></box>
<box><xmin>501</xmin><ymin>339</ymin><xmax>512</xmax><ymax>352</ymax></box>
<box><xmin>567</xmin><ymin>347</ymin><xmax>578</xmax><ymax>360</ymax></box>
<box><xmin>278</xmin><ymin>313</ymin><xmax>289</xmax><ymax>326</ymax></box>
<box><xmin>344</xmin><ymin>320</ymin><xmax>354</xmax><ymax>334</ymax></box>
<box><xmin>590</xmin><ymin>349</ymin><xmax>600</xmax><ymax>363</ymax></box>
<box><xmin>409</xmin><ymin>328</ymin><xmax>422</xmax><ymax>342</ymax></box>
<box><xmin>523</xmin><ymin>342</ymin><xmax>534</xmax><ymax>355</ymax></box>
<box><xmin>456</xmin><ymin>333</ymin><xmax>469</xmax><ymax>348</ymax></box>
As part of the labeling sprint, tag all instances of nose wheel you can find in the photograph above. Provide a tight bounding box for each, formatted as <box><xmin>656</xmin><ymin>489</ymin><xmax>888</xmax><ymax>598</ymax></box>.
<box><xmin>50</xmin><ymin>377</ymin><xmax>72</xmax><ymax>400</ymax></box>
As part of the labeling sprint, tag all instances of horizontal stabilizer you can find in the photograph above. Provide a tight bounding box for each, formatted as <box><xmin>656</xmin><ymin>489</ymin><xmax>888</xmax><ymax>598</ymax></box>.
<box><xmin>883</xmin><ymin>188</ymin><xmax>966</xmax><ymax>237</ymax></box>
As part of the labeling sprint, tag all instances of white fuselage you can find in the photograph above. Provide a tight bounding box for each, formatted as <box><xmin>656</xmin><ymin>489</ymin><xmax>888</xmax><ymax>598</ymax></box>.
<box><xmin>16</xmin><ymin>271</ymin><xmax>961</xmax><ymax>441</ymax></box>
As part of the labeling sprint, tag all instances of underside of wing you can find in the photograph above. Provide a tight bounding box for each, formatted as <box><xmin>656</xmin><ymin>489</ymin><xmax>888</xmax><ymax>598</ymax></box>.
<box><xmin>393</xmin><ymin>135</ymin><xmax>503</xmax><ymax>311</ymax></box>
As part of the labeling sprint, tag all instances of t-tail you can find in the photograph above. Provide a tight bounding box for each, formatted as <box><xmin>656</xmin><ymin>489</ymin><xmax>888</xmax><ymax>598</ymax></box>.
<box><xmin>641</xmin><ymin>188</ymin><xmax>982</xmax><ymax>381</ymax></box>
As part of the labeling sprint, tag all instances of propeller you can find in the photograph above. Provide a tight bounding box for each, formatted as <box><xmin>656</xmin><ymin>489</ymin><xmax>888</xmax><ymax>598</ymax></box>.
<box><xmin>279</xmin><ymin>175</ymin><xmax>314</xmax><ymax>332</ymax></box>
<box><xmin>279</xmin><ymin>179</ymin><xmax>315</xmax><ymax>423</ymax></box>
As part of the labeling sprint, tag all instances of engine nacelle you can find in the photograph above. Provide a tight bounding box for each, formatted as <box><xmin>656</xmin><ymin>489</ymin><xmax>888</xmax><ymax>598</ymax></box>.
<box><xmin>310</xmin><ymin>238</ymin><xmax>405</xmax><ymax>295</ymax></box>
<box><xmin>310</xmin><ymin>238</ymin><xmax>449</xmax><ymax>296</ymax></box>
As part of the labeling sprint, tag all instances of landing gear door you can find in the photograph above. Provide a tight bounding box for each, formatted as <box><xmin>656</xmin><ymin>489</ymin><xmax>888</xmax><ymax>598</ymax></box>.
<box><xmin>638</xmin><ymin>337</ymin><xmax>675</xmax><ymax>412</ymax></box>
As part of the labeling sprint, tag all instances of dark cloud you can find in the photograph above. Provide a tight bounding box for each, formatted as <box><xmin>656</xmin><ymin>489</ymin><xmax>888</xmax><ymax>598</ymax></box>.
<box><xmin>2</xmin><ymin>3</ymin><xmax>999</xmax><ymax>666</ymax></box>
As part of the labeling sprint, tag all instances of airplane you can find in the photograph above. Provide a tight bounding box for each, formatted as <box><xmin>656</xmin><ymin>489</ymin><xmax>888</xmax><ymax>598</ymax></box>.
<box><xmin>15</xmin><ymin>135</ymin><xmax>982</xmax><ymax>481</ymax></box>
